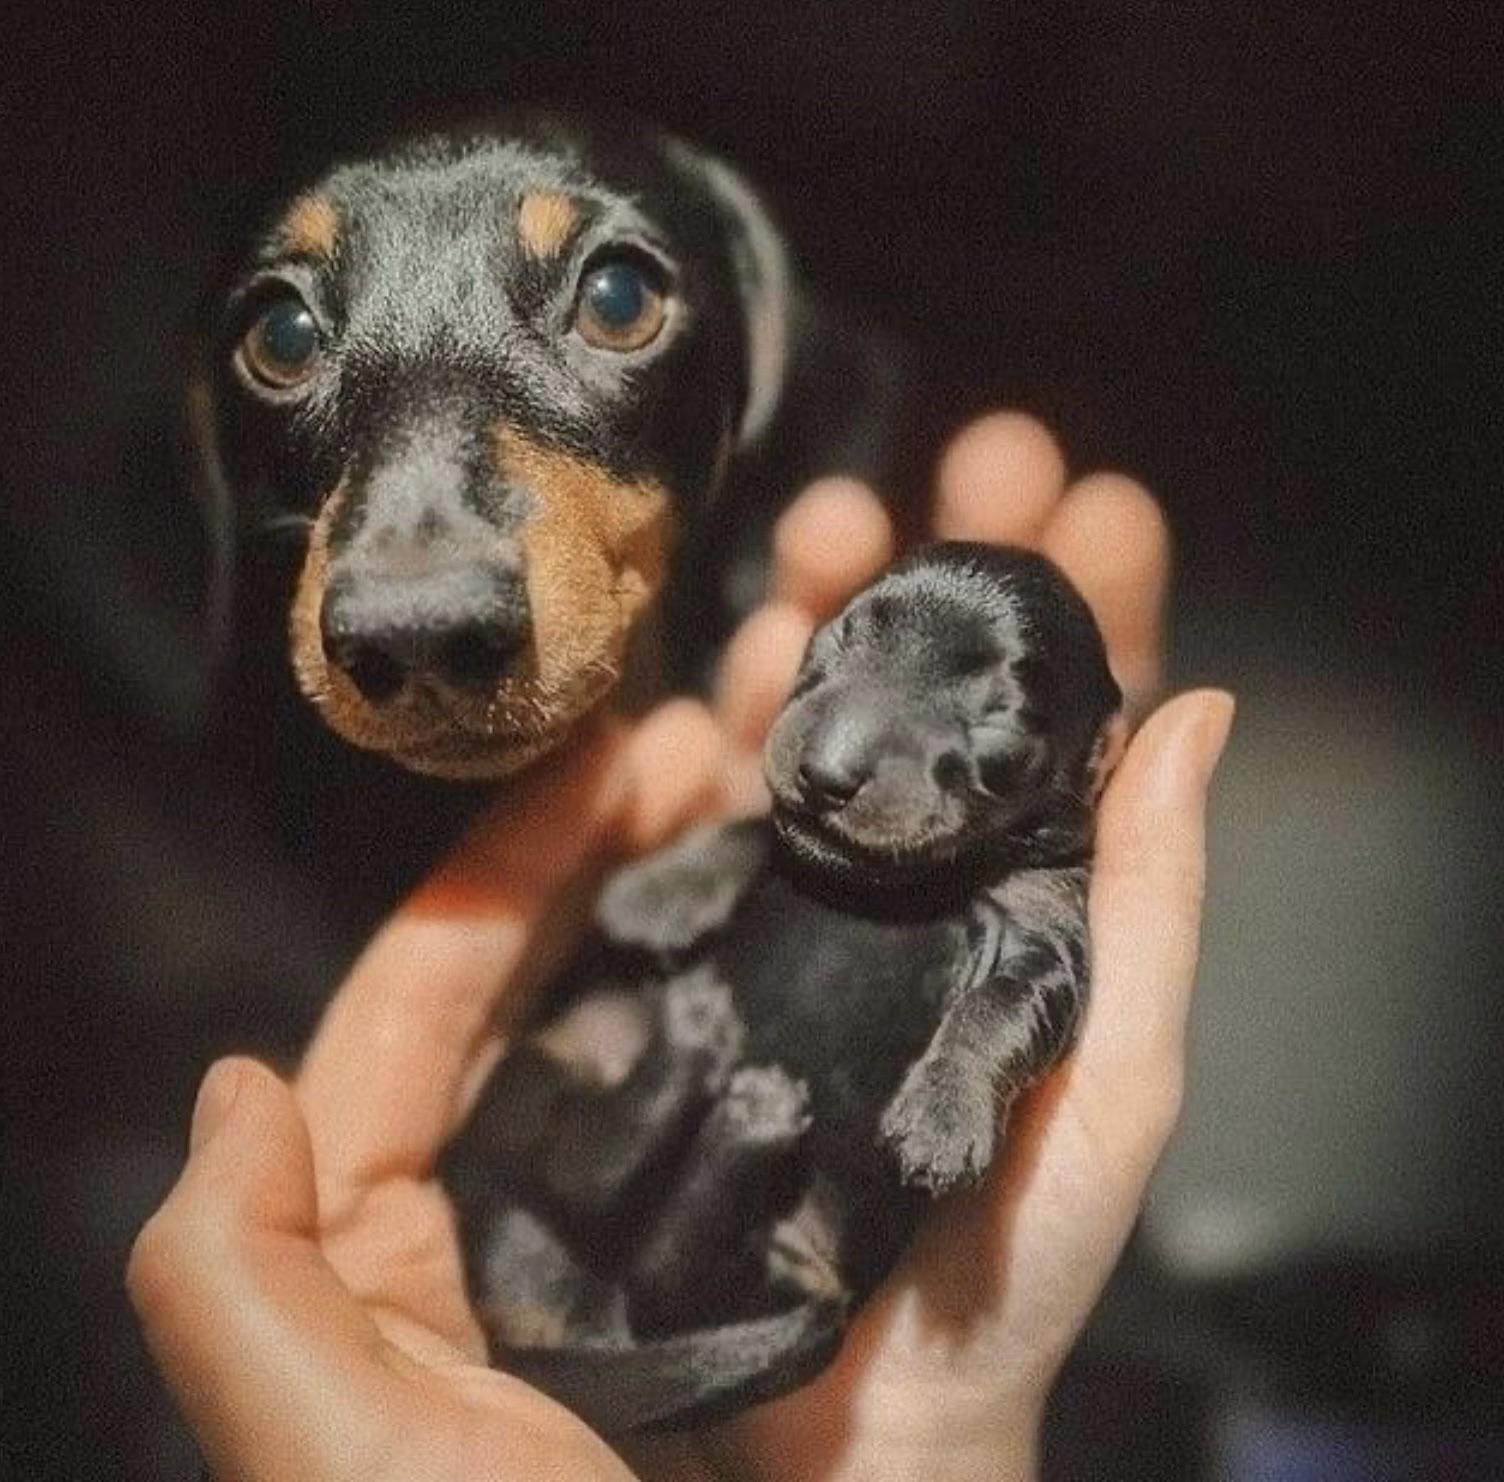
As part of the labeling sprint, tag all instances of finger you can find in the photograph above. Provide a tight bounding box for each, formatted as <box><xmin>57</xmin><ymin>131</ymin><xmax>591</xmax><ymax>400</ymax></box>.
<box><xmin>932</xmin><ymin>411</ymin><xmax>1068</xmax><ymax>546</ymax></box>
<box><xmin>128</xmin><ymin>1059</ymin><xmax>403</xmax><ymax>1481</ymax></box>
<box><xmin>1040</xmin><ymin>472</ymin><xmax>1171</xmax><ymax>713</ymax></box>
<box><xmin>1073</xmin><ymin>691</ymin><xmax>1235</xmax><ymax>1136</ymax></box>
<box><xmin>769</xmin><ymin>476</ymin><xmax>894</xmax><ymax>621</ymax></box>
<box><xmin>298</xmin><ymin>722</ymin><xmax>636</xmax><ymax>1206</ymax></box>
<box><xmin>405</xmin><ymin>719</ymin><xmax>633</xmax><ymax>918</ymax></box>
<box><xmin>611</xmin><ymin>697</ymin><xmax>729</xmax><ymax>855</ymax></box>
<box><xmin>714</xmin><ymin>599</ymin><xmax>817</xmax><ymax>754</ymax></box>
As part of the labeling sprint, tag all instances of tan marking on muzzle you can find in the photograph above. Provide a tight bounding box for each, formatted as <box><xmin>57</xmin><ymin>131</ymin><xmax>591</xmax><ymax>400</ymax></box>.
<box><xmin>285</xmin><ymin>438</ymin><xmax>672</xmax><ymax>781</ymax></box>
<box><xmin>516</xmin><ymin>191</ymin><xmax>578</xmax><ymax>259</ymax></box>
<box><xmin>278</xmin><ymin>194</ymin><xmax>339</xmax><ymax>259</ymax></box>
<box><xmin>288</xmin><ymin>480</ymin><xmax>352</xmax><ymax>727</ymax></box>
<box><xmin>495</xmin><ymin>427</ymin><xmax>672</xmax><ymax>734</ymax></box>
<box><xmin>289</xmin><ymin>480</ymin><xmax>526</xmax><ymax>770</ymax></box>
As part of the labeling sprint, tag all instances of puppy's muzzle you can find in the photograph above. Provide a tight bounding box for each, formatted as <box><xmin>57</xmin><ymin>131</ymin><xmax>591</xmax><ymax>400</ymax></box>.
<box><xmin>320</xmin><ymin>560</ymin><xmax>531</xmax><ymax>705</ymax></box>
<box><xmin>792</xmin><ymin>706</ymin><xmax>922</xmax><ymax>814</ymax></box>
<box><xmin>779</xmin><ymin>698</ymin><xmax>969</xmax><ymax>833</ymax></box>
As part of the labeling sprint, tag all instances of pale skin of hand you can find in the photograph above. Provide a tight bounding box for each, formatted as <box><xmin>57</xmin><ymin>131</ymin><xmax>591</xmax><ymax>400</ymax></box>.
<box><xmin>128</xmin><ymin>412</ymin><xmax>1234</xmax><ymax>1482</ymax></box>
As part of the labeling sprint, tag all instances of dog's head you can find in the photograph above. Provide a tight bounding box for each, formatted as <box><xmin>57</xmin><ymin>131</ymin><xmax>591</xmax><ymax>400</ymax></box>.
<box><xmin>764</xmin><ymin>543</ymin><xmax>1124</xmax><ymax>887</ymax></box>
<box><xmin>190</xmin><ymin>117</ymin><xmax>791</xmax><ymax>777</ymax></box>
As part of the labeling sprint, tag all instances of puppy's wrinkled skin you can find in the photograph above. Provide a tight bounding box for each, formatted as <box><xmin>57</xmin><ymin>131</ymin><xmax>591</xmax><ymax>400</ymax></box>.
<box><xmin>190</xmin><ymin>116</ymin><xmax>900</xmax><ymax>778</ymax></box>
<box><xmin>443</xmin><ymin>543</ymin><xmax>1123</xmax><ymax>1431</ymax></box>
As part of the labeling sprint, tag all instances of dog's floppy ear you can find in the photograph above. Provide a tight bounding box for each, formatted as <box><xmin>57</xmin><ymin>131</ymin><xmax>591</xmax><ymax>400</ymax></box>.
<box><xmin>660</xmin><ymin>137</ymin><xmax>793</xmax><ymax>451</ymax></box>
<box><xmin>179</xmin><ymin>347</ymin><xmax>237</xmax><ymax>673</ymax></box>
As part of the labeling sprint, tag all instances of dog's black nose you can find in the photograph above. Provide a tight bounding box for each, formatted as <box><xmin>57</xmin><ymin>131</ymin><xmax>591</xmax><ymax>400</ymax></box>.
<box><xmin>320</xmin><ymin>566</ymin><xmax>531</xmax><ymax>703</ymax></box>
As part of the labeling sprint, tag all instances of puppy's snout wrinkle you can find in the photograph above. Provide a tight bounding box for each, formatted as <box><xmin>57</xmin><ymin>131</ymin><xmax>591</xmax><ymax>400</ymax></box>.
<box><xmin>321</xmin><ymin>562</ymin><xmax>531</xmax><ymax>703</ymax></box>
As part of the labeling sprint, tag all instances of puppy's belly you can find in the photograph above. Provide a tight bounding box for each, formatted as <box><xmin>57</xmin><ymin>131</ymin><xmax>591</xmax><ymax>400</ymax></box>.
<box><xmin>708</xmin><ymin>872</ymin><xmax>966</xmax><ymax>1287</ymax></box>
<box><xmin>713</xmin><ymin>874</ymin><xmax>961</xmax><ymax>1092</ymax></box>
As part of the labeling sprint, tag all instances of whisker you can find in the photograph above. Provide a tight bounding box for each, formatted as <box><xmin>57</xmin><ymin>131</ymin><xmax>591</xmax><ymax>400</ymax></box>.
<box><xmin>262</xmin><ymin>512</ymin><xmax>315</xmax><ymax>539</ymax></box>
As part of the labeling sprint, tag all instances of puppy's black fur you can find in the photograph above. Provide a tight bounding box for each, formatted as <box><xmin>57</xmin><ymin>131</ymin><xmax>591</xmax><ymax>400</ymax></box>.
<box><xmin>190</xmin><ymin>113</ymin><xmax>903</xmax><ymax>781</ymax></box>
<box><xmin>443</xmin><ymin>543</ymin><xmax>1125</xmax><ymax>1431</ymax></box>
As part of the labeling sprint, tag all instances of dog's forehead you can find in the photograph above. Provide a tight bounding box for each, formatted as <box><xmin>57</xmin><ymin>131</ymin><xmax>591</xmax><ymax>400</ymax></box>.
<box><xmin>853</xmin><ymin>562</ymin><xmax>1028</xmax><ymax>663</ymax></box>
<box><xmin>242</xmin><ymin>141</ymin><xmax>693</xmax><ymax>400</ymax></box>
<box><xmin>305</xmin><ymin>142</ymin><xmax>658</xmax><ymax>285</ymax></box>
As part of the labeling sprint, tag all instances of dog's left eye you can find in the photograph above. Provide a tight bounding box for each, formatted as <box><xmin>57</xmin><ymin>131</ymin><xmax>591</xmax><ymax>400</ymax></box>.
<box><xmin>238</xmin><ymin>294</ymin><xmax>323</xmax><ymax>390</ymax></box>
<box><xmin>574</xmin><ymin>256</ymin><xmax>667</xmax><ymax>352</ymax></box>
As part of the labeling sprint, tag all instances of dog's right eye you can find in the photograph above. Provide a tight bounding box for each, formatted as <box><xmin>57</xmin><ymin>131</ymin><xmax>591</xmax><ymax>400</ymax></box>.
<box><xmin>238</xmin><ymin>294</ymin><xmax>323</xmax><ymax>390</ymax></box>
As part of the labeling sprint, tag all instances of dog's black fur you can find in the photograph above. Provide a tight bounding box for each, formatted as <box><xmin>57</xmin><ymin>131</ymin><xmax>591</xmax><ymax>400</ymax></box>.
<box><xmin>443</xmin><ymin>543</ymin><xmax>1125</xmax><ymax>1431</ymax></box>
<box><xmin>190</xmin><ymin>112</ymin><xmax>904</xmax><ymax>782</ymax></box>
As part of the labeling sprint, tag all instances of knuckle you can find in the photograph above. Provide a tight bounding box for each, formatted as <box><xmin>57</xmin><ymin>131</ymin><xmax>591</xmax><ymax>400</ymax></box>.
<box><xmin>125</xmin><ymin>1201</ymin><xmax>183</xmax><ymax>1314</ymax></box>
<box><xmin>126</xmin><ymin>1180</ymin><xmax>238</xmax><ymax>1321</ymax></box>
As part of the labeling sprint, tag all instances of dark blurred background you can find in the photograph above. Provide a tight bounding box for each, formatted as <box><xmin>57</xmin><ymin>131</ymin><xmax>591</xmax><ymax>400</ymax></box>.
<box><xmin>3</xmin><ymin>3</ymin><xmax>1500</xmax><ymax>1478</ymax></box>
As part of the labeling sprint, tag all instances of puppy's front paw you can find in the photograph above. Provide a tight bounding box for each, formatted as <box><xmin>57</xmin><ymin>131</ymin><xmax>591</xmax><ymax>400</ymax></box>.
<box><xmin>880</xmin><ymin>1061</ymin><xmax>997</xmax><ymax>1192</ymax></box>
<box><xmin>662</xmin><ymin>968</ymin><xmax>745</xmax><ymax>1088</ymax></box>
<box><xmin>596</xmin><ymin>824</ymin><xmax>764</xmax><ymax>952</ymax></box>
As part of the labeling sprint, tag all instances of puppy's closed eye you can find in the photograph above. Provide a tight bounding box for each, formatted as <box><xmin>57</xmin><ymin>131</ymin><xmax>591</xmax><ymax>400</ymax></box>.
<box><xmin>950</xmin><ymin>639</ymin><xmax>1000</xmax><ymax>676</ymax></box>
<box><xmin>975</xmin><ymin>748</ymin><xmax>1027</xmax><ymax>798</ymax></box>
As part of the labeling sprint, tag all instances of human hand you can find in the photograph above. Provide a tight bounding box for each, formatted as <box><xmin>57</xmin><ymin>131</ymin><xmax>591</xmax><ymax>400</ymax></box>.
<box><xmin>629</xmin><ymin>415</ymin><xmax>1233</xmax><ymax>1482</ymax></box>
<box><xmin>128</xmin><ymin>412</ymin><xmax>1231</xmax><ymax>1482</ymax></box>
<box><xmin>669</xmin><ymin>686</ymin><xmax>1231</xmax><ymax>1481</ymax></box>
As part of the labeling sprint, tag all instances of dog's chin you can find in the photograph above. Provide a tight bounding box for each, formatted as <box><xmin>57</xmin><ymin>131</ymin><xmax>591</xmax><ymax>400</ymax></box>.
<box><xmin>770</xmin><ymin>804</ymin><xmax>971</xmax><ymax>887</ymax></box>
<box><xmin>313</xmin><ymin>707</ymin><xmax>566</xmax><ymax>780</ymax></box>
<box><xmin>388</xmin><ymin>727</ymin><xmax>567</xmax><ymax>781</ymax></box>
<box><xmin>305</xmin><ymin>667</ymin><xmax>616</xmax><ymax>781</ymax></box>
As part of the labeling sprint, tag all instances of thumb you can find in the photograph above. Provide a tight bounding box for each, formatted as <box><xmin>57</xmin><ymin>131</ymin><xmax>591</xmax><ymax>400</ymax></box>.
<box><xmin>1073</xmin><ymin>689</ymin><xmax>1235</xmax><ymax>1130</ymax></box>
<box><xmin>183</xmin><ymin>1055</ymin><xmax>319</xmax><ymax>1229</ymax></box>
<box><xmin>129</xmin><ymin>1059</ymin><xmax>398</xmax><ymax>1482</ymax></box>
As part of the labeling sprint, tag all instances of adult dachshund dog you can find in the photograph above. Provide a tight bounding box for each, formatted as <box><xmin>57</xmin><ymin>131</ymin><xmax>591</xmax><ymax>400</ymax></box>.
<box><xmin>188</xmin><ymin>113</ymin><xmax>901</xmax><ymax>779</ymax></box>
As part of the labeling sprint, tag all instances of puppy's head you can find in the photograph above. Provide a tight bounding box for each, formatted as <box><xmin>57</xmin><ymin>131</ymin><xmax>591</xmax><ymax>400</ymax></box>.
<box><xmin>190</xmin><ymin>117</ymin><xmax>791</xmax><ymax>777</ymax></box>
<box><xmin>764</xmin><ymin>543</ymin><xmax>1124</xmax><ymax>885</ymax></box>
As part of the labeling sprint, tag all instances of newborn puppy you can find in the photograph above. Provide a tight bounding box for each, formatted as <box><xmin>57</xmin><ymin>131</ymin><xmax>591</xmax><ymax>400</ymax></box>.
<box><xmin>443</xmin><ymin>542</ymin><xmax>1124</xmax><ymax>1431</ymax></box>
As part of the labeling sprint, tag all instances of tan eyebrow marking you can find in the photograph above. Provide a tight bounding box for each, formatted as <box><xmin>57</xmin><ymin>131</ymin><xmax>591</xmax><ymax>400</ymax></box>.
<box><xmin>278</xmin><ymin>194</ymin><xmax>339</xmax><ymax>259</ymax></box>
<box><xmin>516</xmin><ymin>191</ymin><xmax>579</xmax><ymax>258</ymax></box>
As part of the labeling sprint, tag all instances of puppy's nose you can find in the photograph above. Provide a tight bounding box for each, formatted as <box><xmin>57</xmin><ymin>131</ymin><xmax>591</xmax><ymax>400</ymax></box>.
<box><xmin>797</xmin><ymin>736</ymin><xmax>870</xmax><ymax>810</ymax></box>
<box><xmin>320</xmin><ymin>566</ymin><xmax>531</xmax><ymax>703</ymax></box>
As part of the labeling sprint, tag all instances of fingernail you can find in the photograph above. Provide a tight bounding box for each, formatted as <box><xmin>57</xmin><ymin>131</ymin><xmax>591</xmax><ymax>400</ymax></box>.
<box><xmin>1188</xmin><ymin>690</ymin><xmax>1236</xmax><ymax>786</ymax></box>
<box><xmin>1146</xmin><ymin>690</ymin><xmax>1235</xmax><ymax>805</ymax></box>
<box><xmin>1197</xmin><ymin>689</ymin><xmax>1233</xmax><ymax>782</ymax></box>
<box><xmin>189</xmin><ymin>1060</ymin><xmax>244</xmax><ymax>1152</ymax></box>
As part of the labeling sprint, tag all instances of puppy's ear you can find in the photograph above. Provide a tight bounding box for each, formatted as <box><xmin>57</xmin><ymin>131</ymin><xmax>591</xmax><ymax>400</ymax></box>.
<box><xmin>660</xmin><ymin>138</ymin><xmax>793</xmax><ymax>450</ymax></box>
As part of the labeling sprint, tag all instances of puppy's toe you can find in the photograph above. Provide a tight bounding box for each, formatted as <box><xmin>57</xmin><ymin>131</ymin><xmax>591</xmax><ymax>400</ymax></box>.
<box><xmin>881</xmin><ymin>1063</ymin><xmax>997</xmax><ymax>1192</ymax></box>
<box><xmin>662</xmin><ymin>967</ymin><xmax>745</xmax><ymax>1083</ymax></box>
<box><xmin>480</xmin><ymin>1206</ymin><xmax>629</xmax><ymax>1348</ymax></box>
